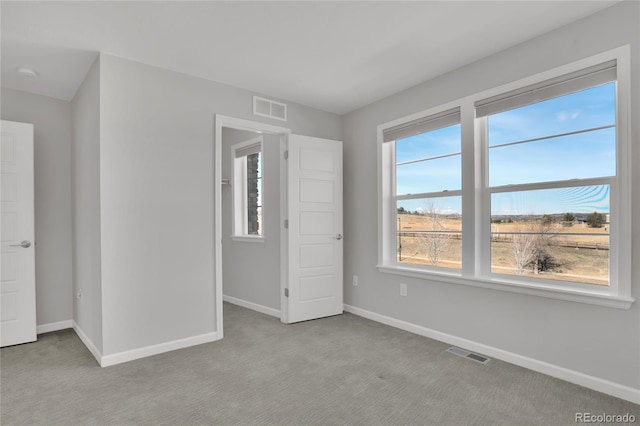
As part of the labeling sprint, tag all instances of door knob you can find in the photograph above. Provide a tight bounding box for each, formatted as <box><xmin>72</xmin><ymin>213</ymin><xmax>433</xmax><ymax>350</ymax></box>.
<box><xmin>10</xmin><ymin>240</ymin><xmax>31</xmax><ymax>248</ymax></box>
<box><xmin>336</xmin><ymin>234</ymin><xmax>343</xmax><ymax>240</ymax></box>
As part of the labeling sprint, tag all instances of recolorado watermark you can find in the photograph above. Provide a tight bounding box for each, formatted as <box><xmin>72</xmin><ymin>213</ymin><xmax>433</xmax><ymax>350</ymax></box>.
<box><xmin>576</xmin><ymin>412</ymin><xmax>636</xmax><ymax>423</ymax></box>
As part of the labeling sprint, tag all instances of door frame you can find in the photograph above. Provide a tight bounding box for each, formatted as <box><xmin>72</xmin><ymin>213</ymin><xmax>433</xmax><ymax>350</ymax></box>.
<box><xmin>214</xmin><ymin>115</ymin><xmax>291</xmax><ymax>335</ymax></box>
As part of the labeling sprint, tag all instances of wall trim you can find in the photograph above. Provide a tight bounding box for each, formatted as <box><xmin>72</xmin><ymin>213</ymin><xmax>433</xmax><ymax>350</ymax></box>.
<box><xmin>37</xmin><ymin>320</ymin><xmax>73</xmax><ymax>334</ymax></box>
<box><xmin>343</xmin><ymin>304</ymin><xmax>640</xmax><ymax>404</ymax></box>
<box><xmin>72</xmin><ymin>321</ymin><xmax>102</xmax><ymax>366</ymax></box>
<box><xmin>223</xmin><ymin>295</ymin><xmax>281</xmax><ymax>318</ymax></box>
<box><xmin>100</xmin><ymin>331</ymin><xmax>220</xmax><ymax>367</ymax></box>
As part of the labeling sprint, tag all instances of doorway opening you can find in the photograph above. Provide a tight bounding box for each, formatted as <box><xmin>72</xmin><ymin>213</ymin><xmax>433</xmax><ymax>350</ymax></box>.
<box><xmin>215</xmin><ymin>115</ymin><xmax>290</xmax><ymax>338</ymax></box>
<box><xmin>215</xmin><ymin>115</ymin><xmax>344</xmax><ymax>337</ymax></box>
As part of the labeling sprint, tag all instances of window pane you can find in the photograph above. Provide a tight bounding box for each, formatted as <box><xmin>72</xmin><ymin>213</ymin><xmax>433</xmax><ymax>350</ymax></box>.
<box><xmin>490</xmin><ymin>186</ymin><xmax>609</xmax><ymax>285</ymax></box>
<box><xmin>397</xmin><ymin>197</ymin><xmax>462</xmax><ymax>269</ymax></box>
<box><xmin>256</xmin><ymin>206</ymin><xmax>262</xmax><ymax>236</ymax></box>
<box><xmin>489</xmin><ymin>127</ymin><xmax>615</xmax><ymax>186</ymax></box>
<box><xmin>395</xmin><ymin>123</ymin><xmax>461</xmax><ymax>196</ymax></box>
<box><xmin>488</xmin><ymin>83</ymin><xmax>615</xmax><ymax>147</ymax></box>
<box><xmin>246</xmin><ymin>152</ymin><xmax>261</xmax><ymax>235</ymax></box>
<box><xmin>396</xmin><ymin>155</ymin><xmax>461</xmax><ymax>195</ymax></box>
<box><xmin>396</xmin><ymin>124</ymin><xmax>461</xmax><ymax>163</ymax></box>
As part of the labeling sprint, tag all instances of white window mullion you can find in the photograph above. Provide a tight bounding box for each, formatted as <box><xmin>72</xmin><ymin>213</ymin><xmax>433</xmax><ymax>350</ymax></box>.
<box><xmin>389</xmin><ymin>142</ymin><xmax>399</xmax><ymax>266</ymax></box>
<box><xmin>477</xmin><ymin>116</ymin><xmax>492</xmax><ymax>277</ymax></box>
<box><xmin>396</xmin><ymin>190</ymin><xmax>462</xmax><ymax>201</ymax></box>
<box><xmin>460</xmin><ymin>99</ymin><xmax>476</xmax><ymax>277</ymax></box>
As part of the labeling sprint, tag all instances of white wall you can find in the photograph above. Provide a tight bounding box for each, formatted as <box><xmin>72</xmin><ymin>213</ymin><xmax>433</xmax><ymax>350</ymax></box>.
<box><xmin>1</xmin><ymin>88</ymin><xmax>73</xmax><ymax>327</ymax></box>
<box><xmin>98</xmin><ymin>54</ymin><xmax>341</xmax><ymax>356</ymax></box>
<box><xmin>342</xmin><ymin>1</ymin><xmax>640</xmax><ymax>391</ymax></box>
<box><xmin>221</xmin><ymin>128</ymin><xmax>281</xmax><ymax>312</ymax></box>
<box><xmin>71</xmin><ymin>57</ymin><xmax>103</xmax><ymax>353</ymax></box>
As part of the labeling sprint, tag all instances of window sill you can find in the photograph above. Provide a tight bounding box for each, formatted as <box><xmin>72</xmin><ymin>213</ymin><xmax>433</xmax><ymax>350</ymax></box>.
<box><xmin>376</xmin><ymin>264</ymin><xmax>634</xmax><ymax>309</ymax></box>
<box><xmin>231</xmin><ymin>235</ymin><xmax>265</xmax><ymax>243</ymax></box>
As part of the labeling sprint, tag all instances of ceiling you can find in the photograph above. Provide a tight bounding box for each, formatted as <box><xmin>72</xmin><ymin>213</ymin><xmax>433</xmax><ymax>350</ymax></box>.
<box><xmin>1</xmin><ymin>1</ymin><xmax>619</xmax><ymax>115</ymax></box>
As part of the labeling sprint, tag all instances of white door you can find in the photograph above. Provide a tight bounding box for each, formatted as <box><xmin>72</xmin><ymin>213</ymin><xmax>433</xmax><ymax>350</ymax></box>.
<box><xmin>285</xmin><ymin>135</ymin><xmax>342</xmax><ymax>323</ymax></box>
<box><xmin>1</xmin><ymin>120</ymin><xmax>36</xmax><ymax>347</ymax></box>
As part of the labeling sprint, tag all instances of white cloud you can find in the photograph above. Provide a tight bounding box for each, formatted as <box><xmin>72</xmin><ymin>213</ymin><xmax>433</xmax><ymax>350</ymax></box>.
<box><xmin>556</xmin><ymin>109</ymin><xmax>581</xmax><ymax>121</ymax></box>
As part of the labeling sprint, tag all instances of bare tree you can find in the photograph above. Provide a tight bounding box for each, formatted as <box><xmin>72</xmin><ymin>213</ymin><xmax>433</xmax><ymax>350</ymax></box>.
<box><xmin>421</xmin><ymin>203</ymin><xmax>453</xmax><ymax>267</ymax></box>
<box><xmin>510</xmin><ymin>219</ymin><xmax>556</xmax><ymax>275</ymax></box>
<box><xmin>511</xmin><ymin>231</ymin><xmax>537</xmax><ymax>275</ymax></box>
<box><xmin>530</xmin><ymin>220</ymin><xmax>555</xmax><ymax>274</ymax></box>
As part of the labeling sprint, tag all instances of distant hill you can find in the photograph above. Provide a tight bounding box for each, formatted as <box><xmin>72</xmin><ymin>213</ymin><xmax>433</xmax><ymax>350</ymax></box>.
<box><xmin>490</xmin><ymin>213</ymin><xmax>608</xmax><ymax>222</ymax></box>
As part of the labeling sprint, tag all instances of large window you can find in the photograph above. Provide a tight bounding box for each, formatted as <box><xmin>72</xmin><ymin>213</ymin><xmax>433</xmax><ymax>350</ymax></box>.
<box><xmin>232</xmin><ymin>137</ymin><xmax>263</xmax><ymax>238</ymax></box>
<box><xmin>483</xmin><ymin>73</ymin><xmax>615</xmax><ymax>287</ymax></box>
<box><xmin>378</xmin><ymin>47</ymin><xmax>632</xmax><ymax>308</ymax></box>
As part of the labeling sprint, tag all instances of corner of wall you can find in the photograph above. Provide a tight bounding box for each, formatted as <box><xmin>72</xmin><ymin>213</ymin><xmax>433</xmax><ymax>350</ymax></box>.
<box><xmin>70</xmin><ymin>53</ymin><xmax>103</xmax><ymax>355</ymax></box>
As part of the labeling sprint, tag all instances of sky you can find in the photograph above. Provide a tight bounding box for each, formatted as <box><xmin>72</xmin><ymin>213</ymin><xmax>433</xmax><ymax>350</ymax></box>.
<box><xmin>396</xmin><ymin>82</ymin><xmax>615</xmax><ymax>217</ymax></box>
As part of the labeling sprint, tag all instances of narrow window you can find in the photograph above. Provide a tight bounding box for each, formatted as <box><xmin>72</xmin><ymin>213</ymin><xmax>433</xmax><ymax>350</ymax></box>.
<box><xmin>387</xmin><ymin>109</ymin><xmax>462</xmax><ymax>270</ymax></box>
<box><xmin>233</xmin><ymin>137</ymin><xmax>263</xmax><ymax>237</ymax></box>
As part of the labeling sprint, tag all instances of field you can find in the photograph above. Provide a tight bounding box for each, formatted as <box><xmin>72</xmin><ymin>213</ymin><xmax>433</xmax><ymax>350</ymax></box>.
<box><xmin>397</xmin><ymin>213</ymin><xmax>609</xmax><ymax>286</ymax></box>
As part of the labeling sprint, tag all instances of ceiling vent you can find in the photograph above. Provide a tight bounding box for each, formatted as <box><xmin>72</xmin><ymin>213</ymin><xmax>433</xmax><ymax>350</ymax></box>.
<box><xmin>253</xmin><ymin>96</ymin><xmax>287</xmax><ymax>122</ymax></box>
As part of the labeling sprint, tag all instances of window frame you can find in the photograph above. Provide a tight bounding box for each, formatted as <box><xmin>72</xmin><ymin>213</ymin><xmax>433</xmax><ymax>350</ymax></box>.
<box><xmin>377</xmin><ymin>46</ymin><xmax>633</xmax><ymax>309</ymax></box>
<box><xmin>392</xmin><ymin>118</ymin><xmax>463</xmax><ymax>273</ymax></box>
<box><xmin>231</xmin><ymin>136</ymin><xmax>265</xmax><ymax>242</ymax></box>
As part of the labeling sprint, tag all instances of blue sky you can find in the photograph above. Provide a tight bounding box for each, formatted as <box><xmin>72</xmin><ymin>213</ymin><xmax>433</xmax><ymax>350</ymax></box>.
<box><xmin>396</xmin><ymin>83</ymin><xmax>615</xmax><ymax>216</ymax></box>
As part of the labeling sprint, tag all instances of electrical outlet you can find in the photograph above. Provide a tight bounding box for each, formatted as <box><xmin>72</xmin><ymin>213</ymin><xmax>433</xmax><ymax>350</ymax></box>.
<box><xmin>352</xmin><ymin>275</ymin><xmax>359</xmax><ymax>286</ymax></box>
<box><xmin>400</xmin><ymin>283</ymin><xmax>407</xmax><ymax>297</ymax></box>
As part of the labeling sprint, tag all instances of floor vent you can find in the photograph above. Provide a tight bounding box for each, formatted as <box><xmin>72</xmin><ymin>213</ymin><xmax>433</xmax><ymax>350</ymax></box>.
<box><xmin>446</xmin><ymin>346</ymin><xmax>490</xmax><ymax>364</ymax></box>
<box><xmin>253</xmin><ymin>96</ymin><xmax>287</xmax><ymax>121</ymax></box>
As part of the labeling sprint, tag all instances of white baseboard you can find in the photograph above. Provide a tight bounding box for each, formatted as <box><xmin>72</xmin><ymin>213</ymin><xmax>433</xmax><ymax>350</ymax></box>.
<box><xmin>37</xmin><ymin>320</ymin><xmax>73</xmax><ymax>334</ymax></box>
<box><xmin>72</xmin><ymin>321</ymin><xmax>103</xmax><ymax>366</ymax></box>
<box><xmin>100</xmin><ymin>331</ymin><xmax>220</xmax><ymax>367</ymax></box>
<box><xmin>343</xmin><ymin>304</ymin><xmax>640</xmax><ymax>405</ymax></box>
<box><xmin>72</xmin><ymin>321</ymin><xmax>221</xmax><ymax>368</ymax></box>
<box><xmin>223</xmin><ymin>295</ymin><xmax>280</xmax><ymax>318</ymax></box>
